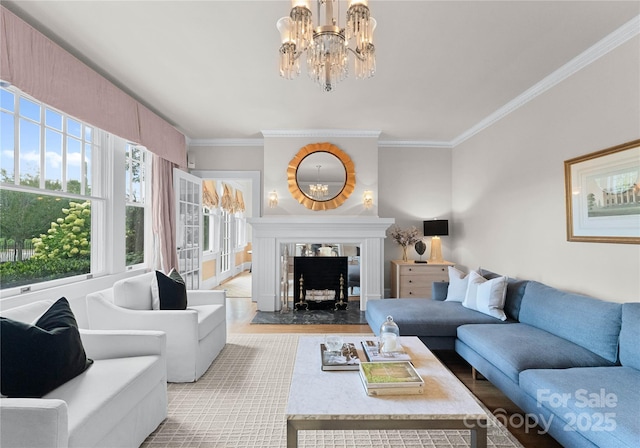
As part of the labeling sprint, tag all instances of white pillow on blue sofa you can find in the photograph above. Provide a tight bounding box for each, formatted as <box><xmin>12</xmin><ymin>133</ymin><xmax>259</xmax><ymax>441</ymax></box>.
<box><xmin>462</xmin><ymin>271</ymin><xmax>508</xmax><ymax>320</ymax></box>
<box><xmin>445</xmin><ymin>266</ymin><xmax>471</xmax><ymax>302</ymax></box>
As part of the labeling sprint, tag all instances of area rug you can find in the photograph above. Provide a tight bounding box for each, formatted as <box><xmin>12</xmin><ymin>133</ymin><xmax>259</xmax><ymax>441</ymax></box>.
<box><xmin>251</xmin><ymin>300</ymin><xmax>368</xmax><ymax>325</ymax></box>
<box><xmin>142</xmin><ymin>334</ymin><xmax>524</xmax><ymax>448</ymax></box>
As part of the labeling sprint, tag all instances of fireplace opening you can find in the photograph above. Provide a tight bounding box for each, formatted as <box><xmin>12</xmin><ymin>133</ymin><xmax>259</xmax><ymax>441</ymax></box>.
<box><xmin>282</xmin><ymin>243</ymin><xmax>360</xmax><ymax>310</ymax></box>
<box><xmin>293</xmin><ymin>256</ymin><xmax>348</xmax><ymax>310</ymax></box>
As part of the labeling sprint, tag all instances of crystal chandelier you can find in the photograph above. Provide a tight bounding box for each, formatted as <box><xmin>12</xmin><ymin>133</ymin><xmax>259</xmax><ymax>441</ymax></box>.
<box><xmin>309</xmin><ymin>165</ymin><xmax>329</xmax><ymax>199</ymax></box>
<box><xmin>277</xmin><ymin>0</ymin><xmax>376</xmax><ymax>92</ymax></box>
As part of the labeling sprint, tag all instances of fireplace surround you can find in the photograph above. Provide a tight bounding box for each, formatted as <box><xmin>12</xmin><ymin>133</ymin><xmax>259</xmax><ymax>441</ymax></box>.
<box><xmin>248</xmin><ymin>216</ymin><xmax>394</xmax><ymax>312</ymax></box>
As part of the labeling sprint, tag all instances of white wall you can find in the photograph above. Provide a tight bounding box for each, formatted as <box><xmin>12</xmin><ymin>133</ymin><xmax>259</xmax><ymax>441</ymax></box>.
<box><xmin>451</xmin><ymin>36</ymin><xmax>640</xmax><ymax>303</ymax></box>
<box><xmin>378</xmin><ymin>146</ymin><xmax>452</xmax><ymax>291</ymax></box>
<box><xmin>189</xmin><ymin>145</ymin><xmax>264</xmax><ymax>172</ymax></box>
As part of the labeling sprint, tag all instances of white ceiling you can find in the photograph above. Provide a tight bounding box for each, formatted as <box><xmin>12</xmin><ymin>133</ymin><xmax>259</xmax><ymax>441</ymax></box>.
<box><xmin>3</xmin><ymin>1</ymin><xmax>639</xmax><ymax>144</ymax></box>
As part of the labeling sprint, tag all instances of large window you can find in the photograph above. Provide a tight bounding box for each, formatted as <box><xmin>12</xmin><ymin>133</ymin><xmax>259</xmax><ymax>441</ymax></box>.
<box><xmin>0</xmin><ymin>88</ymin><xmax>101</xmax><ymax>290</ymax></box>
<box><xmin>125</xmin><ymin>144</ymin><xmax>146</xmax><ymax>266</ymax></box>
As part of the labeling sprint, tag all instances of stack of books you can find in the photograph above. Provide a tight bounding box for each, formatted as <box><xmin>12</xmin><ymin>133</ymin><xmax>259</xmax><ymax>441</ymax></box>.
<box><xmin>359</xmin><ymin>361</ymin><xmax>424</xmax><ymax>396</ymax></box>
<box><xmin>361</xmin><ymin>340</ymin><xmax>412</xmax><ymax>362</ymax></box>
<box><xmin>320</xmin><ymin>342</ymin><xmax>361</xmax><ymax>371</ymax></box>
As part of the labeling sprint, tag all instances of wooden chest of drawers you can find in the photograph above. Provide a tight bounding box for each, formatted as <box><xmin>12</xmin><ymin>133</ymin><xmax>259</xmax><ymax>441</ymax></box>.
<box><xmin>390</xmin><ymin>260</ymin><xmax>454</xmax><ymax>299</ymax></box>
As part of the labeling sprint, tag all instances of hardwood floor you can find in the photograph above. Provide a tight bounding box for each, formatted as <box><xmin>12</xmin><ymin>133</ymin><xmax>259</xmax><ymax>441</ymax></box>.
<box><xmin>226</xmin><ymin>295</ymin><xmax>562</xmax><ymax>448</ymax></box>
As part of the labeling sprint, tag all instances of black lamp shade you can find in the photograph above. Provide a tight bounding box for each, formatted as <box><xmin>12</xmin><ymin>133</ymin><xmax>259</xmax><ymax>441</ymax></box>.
<box><xmin>423</xmin><ymin>220</ymin><xmax>449</xmax><ymax>237</ymax></box>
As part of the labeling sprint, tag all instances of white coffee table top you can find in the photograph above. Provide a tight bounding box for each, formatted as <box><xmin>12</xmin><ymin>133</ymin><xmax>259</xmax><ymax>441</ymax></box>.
<box><xmin>287</xmin><ymin>336</ymin><xmax>487</xmax><ymax>422</ymax></box>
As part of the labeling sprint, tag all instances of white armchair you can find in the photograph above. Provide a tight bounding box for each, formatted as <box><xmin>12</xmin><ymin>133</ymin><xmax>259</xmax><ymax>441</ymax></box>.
<box><xmin>0</xmin><ymin>300</ymin><xmax>167</xmax><ymax>448</ymax></box>
<box><xmin>86</xmin><ymin>272</ymin><xmax>227</xmax><ymax>382</ymax></box>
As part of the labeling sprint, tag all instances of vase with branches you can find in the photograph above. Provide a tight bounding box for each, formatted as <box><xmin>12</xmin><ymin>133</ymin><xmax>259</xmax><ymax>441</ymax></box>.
<box><xmin>388</xmin><ymin>225</ymin><xmax>421</xmax><ymax>262</ymax></box>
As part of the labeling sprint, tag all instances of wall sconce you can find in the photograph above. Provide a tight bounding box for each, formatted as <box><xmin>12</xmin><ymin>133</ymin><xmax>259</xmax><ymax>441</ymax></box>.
<box><xmin>363</xmin><ymin>190</ymin><xmax>373</xmax><ymax>209</ymax></box>
<box><xmin>268</xmin><ymin>190</ymin><xmax>278</xmax><ymax>208</ymax></box>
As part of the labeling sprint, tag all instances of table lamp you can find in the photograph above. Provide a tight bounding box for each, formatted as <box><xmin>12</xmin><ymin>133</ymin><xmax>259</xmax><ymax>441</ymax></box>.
<box><xmin>423</xmin><ymin>219</ymin><xmax>449</xmax><ymax>263</ymax></box>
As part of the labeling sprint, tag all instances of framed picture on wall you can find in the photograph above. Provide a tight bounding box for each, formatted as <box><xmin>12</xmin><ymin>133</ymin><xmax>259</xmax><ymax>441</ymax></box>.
<box><xmin>564</xmin><ymin>139</ymin><xmax>640</xmax><ymax>244</ymax></box>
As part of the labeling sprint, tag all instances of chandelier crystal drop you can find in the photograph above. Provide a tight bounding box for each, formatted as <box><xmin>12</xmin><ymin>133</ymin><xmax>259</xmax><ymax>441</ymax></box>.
<box><xmin>309</xmin><ymin>165</ymin><xmax>329</xmax><ymax>199</ymax></box>
<box><xmin>277</xmin><ymin>0</ymin><xmax>376</xmax><ymax>92</ymax></box>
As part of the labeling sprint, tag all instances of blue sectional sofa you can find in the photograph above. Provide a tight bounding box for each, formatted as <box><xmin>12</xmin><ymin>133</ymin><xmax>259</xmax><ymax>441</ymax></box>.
<box><xmin>366</xmin><ymin>270</ymin><xmax>639</xmax><ymax>448</ymax></box>
<box><xmin>366</xmin><ymin>269</ymin><xmax>528</xmax><ymax>350</ymax></box>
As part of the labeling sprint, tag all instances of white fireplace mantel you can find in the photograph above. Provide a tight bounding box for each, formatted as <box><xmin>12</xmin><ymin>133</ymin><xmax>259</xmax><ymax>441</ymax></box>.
<box><xmin>247</xmin><ymin>216</ymin><xmax>394</xmax><ymax>312</ymax></box>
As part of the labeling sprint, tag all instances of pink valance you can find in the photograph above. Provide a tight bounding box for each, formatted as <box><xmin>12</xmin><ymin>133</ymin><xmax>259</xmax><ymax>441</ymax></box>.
<box><xmin>0</xmin><ymin>6</ymin><xmax>186</xmax><ymax>167</ymax></box>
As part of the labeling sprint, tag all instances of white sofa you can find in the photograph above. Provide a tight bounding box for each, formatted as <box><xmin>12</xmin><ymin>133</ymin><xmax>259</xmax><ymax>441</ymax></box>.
<box><xmin>86</xmin><ymin>272</ymin><xmax>227</xmax><ymax>383</ymax></box>
<box><xmin>0</xmin><ymin>300</ymin><xmax>167</xmax><ymax>448</ymax></box>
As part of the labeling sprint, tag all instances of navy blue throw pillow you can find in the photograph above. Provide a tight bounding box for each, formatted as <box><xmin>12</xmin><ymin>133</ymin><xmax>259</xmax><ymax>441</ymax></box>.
<box><xmin>155</xmin><ymin>269</ymin><xmax>188</xmax><ymax>310</ymax></box>
<box><xmin>0</xmin><ymin>297</ymin><xmax>93</xmax><ymax>398</ymax></box>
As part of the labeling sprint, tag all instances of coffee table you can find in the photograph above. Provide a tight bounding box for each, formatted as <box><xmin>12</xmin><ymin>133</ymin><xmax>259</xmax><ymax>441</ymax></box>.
<box><xmin>286</xmin><ymin>336</ymin><xmax>487</xmax><ymax>448</ymax></box>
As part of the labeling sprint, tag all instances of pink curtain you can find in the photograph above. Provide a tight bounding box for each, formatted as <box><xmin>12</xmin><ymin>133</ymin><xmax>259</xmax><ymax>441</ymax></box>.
<box><xmin>152</xmin><ymin>155</ymin><xmax>178</xmax><ymax>273</ymax></box>
<box><xmin>0</xmin><ymin>6</ymin><xmax>186</xmax><ymax>167</ymax></box>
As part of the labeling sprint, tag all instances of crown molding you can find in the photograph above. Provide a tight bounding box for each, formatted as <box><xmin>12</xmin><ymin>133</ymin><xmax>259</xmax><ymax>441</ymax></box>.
<box><xmin>261</xmin><ymin>129</ymin><xmax>382</xmax><ymax>138</ymax></box>
<box><xmin>378</xmin><ymin>140</ymin><xmax>453</xmax><ymax>149</ymax></box>
<box><xmin>188</xmin><ymin>138</ymin><xmax>264</xmax><ymax>147</ymax></box>
<box><xmin>451</xmin><ymin>14</ymin><xmax>640</xmax><ymax>147</ymax></box>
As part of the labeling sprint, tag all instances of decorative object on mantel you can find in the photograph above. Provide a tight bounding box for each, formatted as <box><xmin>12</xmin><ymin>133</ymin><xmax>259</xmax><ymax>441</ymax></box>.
<box><xmin>564</xmin><ymin>138</ymin><xmax>640</xmax><ymax>244</ymax></box>
<box><xmin>414</xmin><ymin>240</ymin><xmax>427</xmax><ymax>263</ymax></box>
<box><xmin>388</xmin><ymin>224</ymin><xmax>421</xmax><ymax>262</ymax></box>
<box><xmin>423</xmin><ymin>219</ymin><xmax>449</xmax><ymax>263</ymax></box>
<box><xmin>277</xmin><ymin>0</ymin><xmax>376</xmax><ymax>92</ymax></box>
<box><xmin>287</xmin><ymin>142</ymin><xmax>356</xmax><ymax>211</ymax></box>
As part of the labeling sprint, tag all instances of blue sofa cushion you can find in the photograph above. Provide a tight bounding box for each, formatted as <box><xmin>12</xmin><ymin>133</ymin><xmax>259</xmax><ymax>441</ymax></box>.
<box><xmin>366</xmin><ymin>299</ymin><xmax>510</xmax><ymax>337</ymax></box>
<box><xmin>620</xmin><ymin>303</ymin><xmax>640</xmax><ymax>370</ymax></box>
<box><xmin>519</xmin><ymin>366</ymin><xmax>640</xmax><ymax>448</ymax></box>
<box><xmin>457</xmin><ymin>323</ymin><xmax>616</xmax><ymax>383</ymax></box>
<box><xmin>432</xmin><ymin>281</ymin><xmax>448</xmax><ymax>301</ymax></box>
<box><xmin>518</xmin><ymin>281</ymin><xmax>622</xmax><ymax>363</ymax></box>
<box><xmin>478</xmin><ymin>269</ymin><xmax>527</xmax><ymax>321</ymax></box>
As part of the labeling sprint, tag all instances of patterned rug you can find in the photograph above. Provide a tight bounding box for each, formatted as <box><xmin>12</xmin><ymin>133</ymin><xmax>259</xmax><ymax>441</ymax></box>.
<box><xmin>142</xmin><ymin>334</ymin><xmax>524</xmax><ymax>448</ymax></box>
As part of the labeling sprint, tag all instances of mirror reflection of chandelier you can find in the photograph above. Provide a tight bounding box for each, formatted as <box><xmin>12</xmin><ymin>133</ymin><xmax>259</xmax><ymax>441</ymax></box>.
<box><xmin>277</xmin><ymin>0</ymin><xmax>376</xmax><ymax>92</ymax></box>
<box><xmin>309</xmin><ymin>165</ymin><xmax>329</xmax><ymax>199</ymax></box>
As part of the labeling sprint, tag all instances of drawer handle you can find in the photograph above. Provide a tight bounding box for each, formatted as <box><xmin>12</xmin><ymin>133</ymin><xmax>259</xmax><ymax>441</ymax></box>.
<box><xmin>409</xmin><ymin>280</ymin><xmax>412</xmax><ymax>283</ymax></box>
<box><xmin>408</xmin><ymin>268</ymin><xmax>413</xmax><ymax>272</ymax></box>
<box><xmin>441</xmin><ymin>268</ymin><xmax>445</xmax><ymax>271</ymax></box>
<box><xmin>409</xmin><ymin>291</ymin><xmax>413</xmax><ymax>295</ymax></box>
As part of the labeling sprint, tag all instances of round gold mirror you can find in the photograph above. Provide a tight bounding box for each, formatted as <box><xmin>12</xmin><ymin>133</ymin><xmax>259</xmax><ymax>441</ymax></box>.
<box><xmin>287</xmin><ymin>142</ymin><xmax>356</xmax><ymax>211</ymax></box>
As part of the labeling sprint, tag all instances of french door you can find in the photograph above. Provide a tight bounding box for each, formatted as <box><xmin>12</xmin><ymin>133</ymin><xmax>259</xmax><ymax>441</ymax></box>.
<box><xmin>174</xmin><ymin>169</ymin><xmax>202</xmax><ymax>290</ymax></box>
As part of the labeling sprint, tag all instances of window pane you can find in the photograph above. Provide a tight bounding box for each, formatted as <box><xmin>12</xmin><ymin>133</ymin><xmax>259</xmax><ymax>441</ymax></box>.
<box><xmin>203</xmin><ymin>213</ymin><xmax>211</xmax><ymax>251</ymax></box>
<box><xmin>130</xmin><ymin>161</ymin><xmax>142</xmax><ymax>203</ymax></box>
<box><xmin>45</xmin><ymin>109</ymin><xmax>63</xmax><ymax>131</ymax></box>
<box><xmin>1</xmin><ymin>89</ymin><xmax>14</xmax><ymax>112</ymax></box>
<box><xmin>126</xmin><ymin>205</ymin><xmax>145</xmax><ymax>266</ymax></box>
<box><xmin>66</xmin><ymin>137</ymin><xmax>81</xmax><ymax>194</ymax></box>
<box><xmin>0</xmin><ymin>111</ymin><xmax>14</xmax><ymax>182</ymax></box>
<box><xmin>45</xmin><ymin>129</ymin><xmax>63</xmax><ymax>190</ymax></box>
<box><xmin>85</xmin><ymin>126</ymin><xmax>92</xmax><ymax>143</ymax></box>
<box><xmin>67</xmin><ymin>118</ymin><xmax>81</xmax><ymax>138</ymax></box>
<box><xmin>125</xmin><ymin>166</ymin><xmax>131</xmax><ymax>201</ymax></box>
<box><xmin>19</xmin><ymin>118</ymin><xmax>40</xmax><ymax>186</ymax></box>
<box><xmin>0</xmin><ymin>189</ymin><xmax>91</xmax><ymax>289</ymax></box>
<box><xmin>19</xmin><ymin>97</ymin><xmax>40</xmax><ymax>122</ymax></box>
<box><xmin>85</xmin><ymin>143</ymin><xmax>92</xmax><ymax>195</ymax></box>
